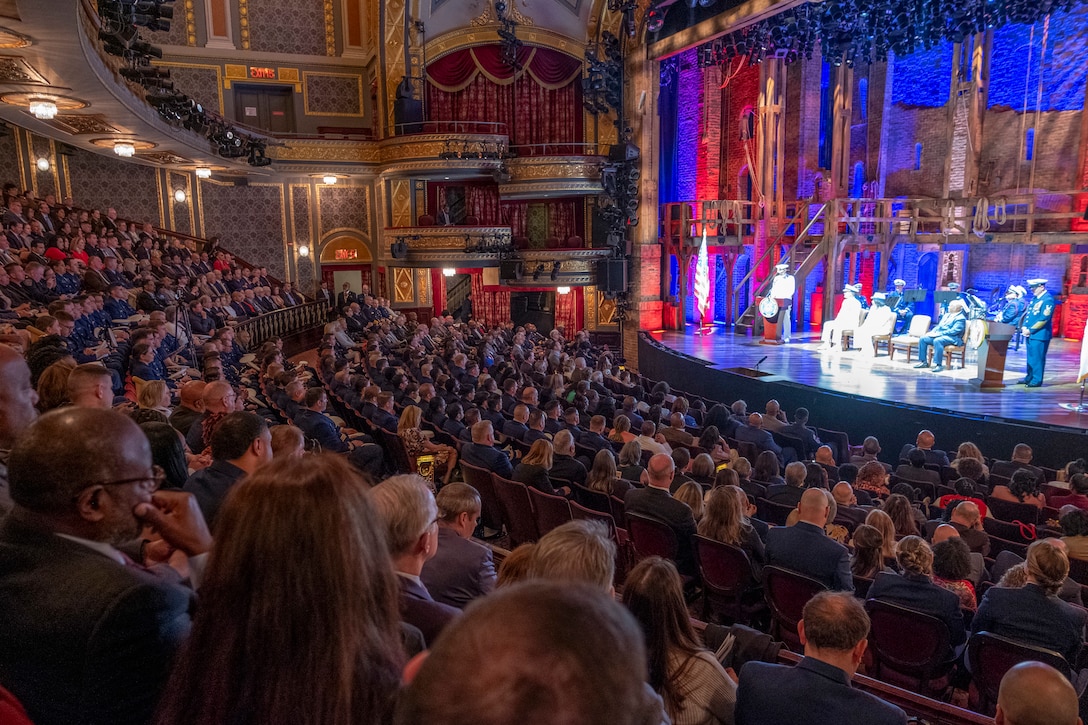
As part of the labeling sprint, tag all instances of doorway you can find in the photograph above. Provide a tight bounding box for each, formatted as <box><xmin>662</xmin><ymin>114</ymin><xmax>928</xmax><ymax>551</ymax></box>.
<box><xmin>510</xmin><ymin>291</ymin><xmax>555</xmax><ymax>330</ymax></box>
<box><xmin>234</xmin><ymin>84</ymin><xmax>296</xmax><ymax>133</ymax></box>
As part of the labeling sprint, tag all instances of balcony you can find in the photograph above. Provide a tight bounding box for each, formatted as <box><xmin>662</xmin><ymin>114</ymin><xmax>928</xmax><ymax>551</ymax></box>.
<box><xmin>498</xmin><ymin>144</ymin><xmax>607</xmax><ymax>200</ymax></box>
<box><xmin>377</xmin><ymin>121</ymin><xmax>509</xmax><ymax>178</ymax></box>
<box><xmin>382</xmin><ymin>225</ymin><xmax>513</xmax><ymax>266</ymax></box>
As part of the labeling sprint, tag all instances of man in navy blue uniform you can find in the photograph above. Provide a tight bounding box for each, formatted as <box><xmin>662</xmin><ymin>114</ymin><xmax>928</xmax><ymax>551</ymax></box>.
<box><xmin>736</xmin><ymin>591</ymin><xmax>907</xmax><ymax>725</ymax></box>
<box><xmin>996</xmin><ymin>285</ymin><xmax>1027</xmax><ymax>325</ymax></box>
<box><xmin>914</xmin><ymin>299</ymin><xmax>967</xmax><ymax>373</ymax></box>
<box><xmin>1019</xmin><ymin>278</ymin><xmax>1055</xmax><ymax>388</ymax></box>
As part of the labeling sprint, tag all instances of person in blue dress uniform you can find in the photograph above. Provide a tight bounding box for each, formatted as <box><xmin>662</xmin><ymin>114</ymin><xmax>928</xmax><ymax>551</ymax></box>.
<box><xmin>995</xmin><ymin>286</ymin><xmax>1027</xmax><ymax>325</ymax></box>
<box><xmin>913</xmin><ymin>299</ymin><xmax>967</xmax><ymax>373</ymax></box>
<box><xmin>891</xmin><ymin>278</ymin><xmax>913</xmax><ymax>334</ymax></box>
<box><xmin>1019</xmin><ymin>279</ymin><xmax>1055</xmax><ymax>388</ymax></box>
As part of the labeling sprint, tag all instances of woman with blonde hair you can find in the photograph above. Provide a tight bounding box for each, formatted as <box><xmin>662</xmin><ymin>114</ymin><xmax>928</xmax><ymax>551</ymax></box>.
<box><xmin>951</xmin><ymin>441</ymin><xmax>989</xmax><ymax>479</ymax></box>
<box><xmin>674</xmin><ymin>481</ymin><xmax>705</xmax><ymax>523</ymax></box>
<box><xmin>398</xmin><ymin>404</ymin><xmax>458</xmax><ymax>485</ymax></box>
<box><xmin>690</xmin><ymin>453</ymin><xmax>716</xmax><ymax>486</ymax></box>
<box><xmin>618</xmin><ymin>439</ymin><xmax>645</xmax><ymax>482</ymax></box>
<box><xmin>698</xmin><ymin>485</ymin><xmax>765</xmax><ymax>575</ymax></box>
<box><xmin>585</xmin><ymin>448</ymin><xmax>620</xmax><ymax>495</ymax></box>
<box><xmin>609</xmin><ymin>414</ymin><xmax>636</xmax><ymax>444</ymax></box>
<box><xmin>137</xmin><ymin>379</ymin><xmax>173</xmax><ymax>417</ymax></box>
<box><xmin>513</xmin><ymin>439</ymin><xmax>567</xmax><ymax>496</ymax></box>
<box><xmin>865</xmin><ymin>508</ymin><xmax>898</xmax><ymax>565</ymax></box>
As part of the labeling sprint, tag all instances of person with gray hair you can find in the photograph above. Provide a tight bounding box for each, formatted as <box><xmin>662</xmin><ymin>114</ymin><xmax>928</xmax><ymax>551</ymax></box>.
<box><xmin>735</xmin><ymin>592</ymin><xmax>907</xmax><ymax>724</ymax></box>
<box><xmin>370</xmin><ymin>473</ymin><xmax>459</xmax><ymax>646</ymax></box>
<box><xmin>624</xmin><ymin>453</ymin><xmax>697</xmax><ymax>576</ymax></box>
<box><xmin>420</xmin><ymin>482</ymin><xmax>496</xmax><ymax>609</ymax></box>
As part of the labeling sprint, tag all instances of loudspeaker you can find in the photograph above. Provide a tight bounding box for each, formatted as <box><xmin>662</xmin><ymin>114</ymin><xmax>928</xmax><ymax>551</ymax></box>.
<box><xmin>597</xmin><ymin>259</ymin><xmax>627</xmax><ymax>293</ymax></box>
<box><xmin>499</xmin><ymin>260</ymin><xmax>520</xmax><ymax>280</ymax></box>
<box><xmin>390</xmin><ymin>240</ymin><xmax>408</xmax><ymax>259</ymax></box>
<box><xmin>393</xmin><ymin>97</ymin><xmax>423</xmax><ymax>134</ymax></box>
<box><xmin>591</xmin><ymin>208</ymin><xmax>612</xmax><ymax>247</ymax></box>
<box><xmin>608</xmin><ymin>142</ymin><xmax>640</xmax><ymax>162</ymax></box>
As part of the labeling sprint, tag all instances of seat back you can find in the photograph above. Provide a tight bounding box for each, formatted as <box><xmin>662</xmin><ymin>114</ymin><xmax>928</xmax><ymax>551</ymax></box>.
<box><xmin>695</xmin><ymin>535</ymin><xmax>755</xmax><ymax>597</ymax></box>
<box><xmin>907</xmin><ymin>314</ymin><xmax>932</xmax><ymax>337</ymax></box>
<box><xmin>985</xmin><ymin>496</ymin><xmax>1040</xmax><ymax>525</ymax></box>
<box><xmin>527</xmin><ymin>486</ymin><xmax>572</xmax><ymax>535</ymax></box>
<box><xmin>626</xmin><ymin>512</ymin><xmax>680</xmax><ymax>561</ymax></box>
<box><xmin>375</xmin><ymin>428</ymin><xmax>415</xmax><ymax>475</ymax></box>
<box><xmin>492</xmin><ymin>475</ymin><xmax>540</xmax><ymax>545</ymax></box>
<box><xmin>609</xmin><ymin>494</ymin><xmax>627</xmax><ymax>527</ymax></box>
<box><xmin>816</xmin><ymin>428</ymin><xmax>851</xmax><ymax>464</ymax></box>
<box><xmin>459</xmin><ymin>462</ymin><xmax>505</xmax><ymax>531</ymax></box>
<box><xmin>417</xmin><ymin>214</ymin><xmax>436</xmax><ymax>226</ymax></box>
<box><xmin>865</xmin><ymin>600</ymin><xmax>953</xmax><ymax>686</ymax></box>
<box><xmin>756</xmin><ymin>497</ymin><xmax>796</xmax><ymax>526</ymax></box>
<box><xmin>772</xmin><ymin>431</ymin><xmax>806</xmax><ymax>462</ymax></box>
<box><xmin>572</xmin><ymin>482</ymin><xmax>612</xmax><ymax>513</ymax></box>
<box><xmin>570</xmin><ymin>499</ymin><xmax>619</xmax><ymax>538</ymax></box>
<box><xmin>762</xmin><ymin>565</ymin><xmax>828</xmax><ymax>648</ymax></box>
<box><xmin>967</xmin><ymin>632</ymin><xmax>1071</xmax><ymax>714</ymax></box>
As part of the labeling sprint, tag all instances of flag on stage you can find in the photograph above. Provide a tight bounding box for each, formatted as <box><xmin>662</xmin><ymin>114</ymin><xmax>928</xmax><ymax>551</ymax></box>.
<box><xmin>1080</xmin><ymin>320</ymin><xmax>1088</xmax><ymax>383</ymax></box>
<box><xmin>694</xmin><ymin>229</ymin><xmax>710</xmax><ymax>324</ymax></box>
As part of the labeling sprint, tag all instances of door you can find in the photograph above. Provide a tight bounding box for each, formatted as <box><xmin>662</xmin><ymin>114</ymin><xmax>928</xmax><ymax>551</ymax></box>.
<box><xmin>234</xmin><ymin>84</ymin><xmax>296</xmax><ymax>134</ymax></box>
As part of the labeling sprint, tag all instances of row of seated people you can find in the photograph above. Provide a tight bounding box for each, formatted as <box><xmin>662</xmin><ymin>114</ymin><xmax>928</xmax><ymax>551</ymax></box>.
<box><xmin>0</xmin><ymin>285</ymin><xmax>1082</xmax><ymax>724</ymax></box>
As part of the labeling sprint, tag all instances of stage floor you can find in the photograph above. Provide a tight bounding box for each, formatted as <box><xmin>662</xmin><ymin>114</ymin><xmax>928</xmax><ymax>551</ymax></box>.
<box><xmin>650</xmin><ymin>327</ymin><xmax>1088</xmax><ymax>432</ymax></box>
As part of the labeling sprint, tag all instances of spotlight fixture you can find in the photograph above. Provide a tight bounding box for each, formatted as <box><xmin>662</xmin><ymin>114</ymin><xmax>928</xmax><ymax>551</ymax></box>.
<box><xmin>113</xmin><ymin>142</ymin><xmax>136</xmax><ymax>157</ymax></box>
<box><xmin>557</xmin><ymin>286</ymin><xmax>571</xmax><ymax>295</ymax></box>
<box><xmin>442</xmin><ymin>268</ymin><xmax>456</xmax><ymax>277</ymax></box>
<box><xmin>532</xmin><ymin>263</ymin><xmax>545</xmax><ymax>281</ymax></box>
<box><xmin>550</xmin><ymin>260</ymin><xmax>561</xmax><ymax>281</ymax></box>
<box><xmin>298</xmin><ymin>244</ymin><xmax>310</xmax><ymax>257</ymax></box>
<box><xmin>173</xmin><ymin>189</ymin><xmax>186</xmax><ymax>203</ymax></box>
<box><xmin>35</xmin><ymin>158</ymin><xmax>50</xmax><ymax>171</ymax></box>
<box><xmin>195</xmin><ymin>167</ymin><xmax>211</xmax><ymax>178</ymax></box>
<box><xmin>323</xmin><ymin>175</ymin><xmax>338</xmax><ymax>185</ymax></box>
<box><xmin>28</xmin><ymin>98</ymin><xmax>58</xmax><ymax>120</ymax></box>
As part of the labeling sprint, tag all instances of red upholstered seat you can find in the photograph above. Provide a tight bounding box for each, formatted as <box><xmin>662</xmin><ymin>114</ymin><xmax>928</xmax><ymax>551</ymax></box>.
<box><xmin>967</xmin><ymin>632</ymin><xmax>1071</xmax><ymax>715</ymax></box>
<box><xmin>527</xmin><ymin>486</ymin><xmax>572</xmax><ymax>536</ymax></box>
<box><xmin>694</xmin><ymin>535</ymin><xmax>764</xmax><ymax>625</ymax></box>
<box><xmin>762</xmin><ymin>565</ymin><xmax>828</xmax><ymax>650</ymax></box>
<box><xmin>865</xmin><ymin>599</ymin><xmax>956</xmax><ymax>696</ymax></box>
<box><xmin>492</xmin><ymin>474</ymin><xmax>540</xmax><ymax>546</ymax></box>
<box><xmin>460</xmin><ymin>462</ymin><xmax>505</xmax><ymax>532</ymax></box>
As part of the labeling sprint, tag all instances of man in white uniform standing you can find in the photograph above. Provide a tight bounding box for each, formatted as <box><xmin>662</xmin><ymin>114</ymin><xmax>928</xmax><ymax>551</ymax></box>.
<box><xmin>768</xmin><ymin>262</ymin><xmax>796</xmax><ymax>343</ymax></box>
<box><xmin>820</xmin><ymin>284</ymin><xmax>864</xmax><ymax>350</ymax></box>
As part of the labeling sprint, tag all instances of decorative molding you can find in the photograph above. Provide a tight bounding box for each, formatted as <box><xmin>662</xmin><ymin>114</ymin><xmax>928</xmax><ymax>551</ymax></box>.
<box><xmin>389</xmin><ymin>178</ymin><xmax>411</xmax><ymax>228</ymax></box>
<box><xmin>268</xmin><ymin>138</ymin><xmax>380</xmax><ymax>163</ymax></box>
<box><xmin>383</xmin><ymin>225</ymin><xmax>512</xmax><ymax>249</ymax></box>
<box><xmin>0</xmin><ymin>28</ymin><xmax>30</xmax><ymax>49</ymax></box>
<box><xmin>142</xmin><ymin>151</ymin><xmax>191</xmax><ymax>165</ymax></box>
<box><xmin>324</xmin><ymin>0</ymin><xmax>335</xmax><ymax>55</ymax></box>
<box><xmin>237</xmin><ymin>0</ymin><xmax>250</xmax><ymax>49</ymax></box>
<box><xmin>221</xmin><ymin>63</ymin><xmax>301</xmax><ymax>91</ymax></box>
<box><xmin>469</xmin><ymin>0</ymin><xmax>534</xmax><ymax>26</ymax></box>
<box><xmin>393</xmin><ymin>266</ymin><xmax>414</xmax><ymax>303</ymax></box>
<box><xmin>382</xmin><ymin>0</ymin><xmax>406</xmax><ymax>132</ymax></box>
<box><xmin>416</xmin><ymin>268</ymin><xmax>431</xmax><ymax>305</ymax></box>
<box><xmin>427</xmin><ymin>27</ymin><xmax>584</xmax><ymax>63</ymax></box>
<box><xmin>89</xmin><ymin>137</ymin><xmax>156</xmax><ymax>150</ymax></box>
<box><xmin>45</xmin><ymin>114</ymin><xmax>119</xmax><ymax>135</ymax></box>
<box><xmin>0</xmin><ymin>55</ymin><xmax>47</xmax><ymax>83</ymax></box>
<box><xmin>1</xmin><ymin>91</ymin><xmax>85</xmax><ymax>111</ymax></box>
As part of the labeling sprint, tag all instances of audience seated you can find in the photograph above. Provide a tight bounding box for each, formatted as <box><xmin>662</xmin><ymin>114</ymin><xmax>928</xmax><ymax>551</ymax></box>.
<box><xmin>990</xmin><ymin>443</ymin><xmax>1043</xmax><ymax>482</ymax></box>
<box><xmin>898</xmin><ymin>430</ymin><xmax>950</xmax><ymax>467</ymax></box>
<box><xmin>990</xmin><ymin>468</ymin><xmax>1046</xmax><ymax>509</ymax></box>
<box><xmin>699</xmin><ymin>485</ymin><xmax>766</xmax><ymax>576</ymax></box>
<box><xmin>995</xmin><ymin>661</ymin><xmax>1082</xmax><ymax>725</ymax></box>
<box><xmin>182</xmin><ymin>410</ymin><xmax>271</xmax><ymax>527</ymax></box>
<box><xmin>462</xmin><ymin>420</ymin><xmax>513</xmax><ymax>479</ymax></box>
<box><xmin>0</xmin><ymin>345</ymin><xmax>37</xmax><ymax>515</ymax></box>
<box><xmin>766</xmin><ymin>488</ymin><xmax>853</xmax><ymax>591</ymax></box>
<box><xmin>765</xmin><ymin>460</ymin><xmax>806</xmax><ymax>507</ymax></box>
<box><xmin>625</xmin><ymin>453</ymin><xmax>698</xmax><ymax>576</ymax></box>
<box><xmin>735</xmin><ymin>591</ymin><xmax>907</xmax><ymax>724</ymax></box>
<box><xmin>419</xmin><ymin>482</ymin><xmax>496</xmax><ymax>608</ymax></box>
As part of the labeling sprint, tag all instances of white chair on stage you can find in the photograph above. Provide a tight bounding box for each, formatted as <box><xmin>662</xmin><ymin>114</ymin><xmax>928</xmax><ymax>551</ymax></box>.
<box><xmin>888</xmin><ymin>315</ymin><xmax>932</xmax><ymax>363</ymax></box>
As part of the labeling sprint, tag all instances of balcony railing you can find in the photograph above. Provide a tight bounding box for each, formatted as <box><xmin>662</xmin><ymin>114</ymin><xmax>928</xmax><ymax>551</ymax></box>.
<box><xmin>235</xmin><ymin>302</ymin><xmax>327</xmax><ymax>351</ymax></box>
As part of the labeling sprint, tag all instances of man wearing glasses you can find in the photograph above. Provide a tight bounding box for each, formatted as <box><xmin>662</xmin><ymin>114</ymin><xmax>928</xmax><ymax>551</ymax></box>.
<box><xmin>0</xmin><ymin>407</ymin><xmax>212</xmax><ymax>725</ymax></box>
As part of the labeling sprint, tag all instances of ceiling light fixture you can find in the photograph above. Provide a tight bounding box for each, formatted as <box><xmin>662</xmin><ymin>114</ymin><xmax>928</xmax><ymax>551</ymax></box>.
<box><xmin>35</xmin><ymin>158</ymin><xmax>50</xmax><ymax>171</ymax></box>
<box><xmin>323</xmin><ymin>175</ymin><xmax>337</xmax><ymax>185</ymax></box>
<box><xmin>195</xmin><ymin>167</ymin><xmax>212</xmax><ymax>178</ymax></box>
<box><xmin>28</xmin><ymin>98</ymin><xmax>57</xmax><ymax>120</ymax></box>
<box><xmin>442</xmin><ymin>267</ymin><xmax>456</xmax><ymax>277</ymax></box>
<box><xmin>113</xmin><ymin>142</ymin><xmax>136</xmax><ymax>157</ymax></box>
<box><xmin>557</xmin><ymin>286</ymin><xmax>571</xmax><ymax>295</ymax></box>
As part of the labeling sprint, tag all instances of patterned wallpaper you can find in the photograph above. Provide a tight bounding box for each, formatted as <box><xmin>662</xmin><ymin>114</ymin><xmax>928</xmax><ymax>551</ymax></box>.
<box><xmin>0</xmin><ymin>128</ymin><xmax>19</xmax><ymax>187</ymax></box>
<box><xmin>143</xmin><ymin>15</ymin><xmax>189</xmax><ymax>47</ymax></box>
<box><xmin>65</xmin><ymin>146</ymin><xmax>161</xmax><ymax>225</ymax></box>
<box><xmin>200</xmin><ymin>181</ymin><xmax>286</xmax><ymax>279</ymax></box>
<box><xmin>163</xmin><ymin>65</ymin><xmax>221</xmax><ymax>114</ymax></box>
<box><xmin>30</xmin><ymin>134</ymin><xmax>55</xmax><ymax>197</ymax></box>
<box><xmin>248</xmin><ymin>0</ymin><xmax>327</xmax><ymax>56</ymax></box>
<box><xmin>304</xmin><ymin>73</ymin><xmax>363</xmax><ymax>116</ymax></box>
<box><xmin>291</xmin><ymin>185</ymin><xmax>311</xmax><ymax>245</ymax></box>
<box><xmin>317</xmin><ymin>184</ymin><xmax>368</xmax><ymax>239</ymax></box>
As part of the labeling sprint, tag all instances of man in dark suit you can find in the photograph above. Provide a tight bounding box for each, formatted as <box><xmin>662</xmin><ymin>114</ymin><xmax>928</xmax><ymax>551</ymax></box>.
<box><xmin>735</xmin><ymin>413</ymin><xmax>785</xmax><ymax>463</ymax></box>
<box><xmin>895</xmin><ymin>447</ymin><xmax>942</xmax><ymax>489</ymax></box>
<box><xmin>371</xmin><ymin>474</ymin><xmax>461</xmax><ymax>648</ymax></box>
<box><xmin>766</xmin><ymin>488</ymin><xmax>854</xmax><ymax>591</ymax></box>
<box><xmin>461</xmin><ymin>420</ymin><xmax>513</xmax><ymax>479</ymax></box>
<box><xmin>897</xmin><ymin>430</ymin><xmax>950</xmax><ymax>467</ymax></box>
<box><xmin>550</xmin><ymin>429</ymin><xmax>587</xmax><ymax>485</ymax></box>
<box><xmin>779</xmin><ymin>407</ymin><xmax>821</xmax><ymax>461</ymax></box>
<box><xmin>524</xmin><ymin>408</ymin><xmax>552</xmax><ymax>443</ymax></box>
<box><xmin>971</xmin><ymin>540</ymin><xmax>1086</xmax><ymax>665</ymax></box>
<box><xmin>501</xmin><ymin>403</ymin><xmax>530</xmax><ymax>441</ymax></box>
<box><xmin>624</xmin><ymin>453</ymin><xmax>697</xmax><ymax>575</ymax></box>
<box><xmin>578</xmin><ymin>415</ymin><xmax>612</xmax><ymax>454</ymax></box>
<box><xmin>0</xmin><ymin>408</ymin><xmax>210</xmax><ymax>725</ymax></box>
<box><xmin>420</xmin><ymin>483</ymin><xmax>496</xmax><ymax>609</ymax></box>
<box><xmin>990</xmin><ymin>443</ymin><xmax>1044</xmax><ymax>482</ymax></box>
<box><xmin>336</xmin><ymin>283</ymin><xmax>356</xmax><ymax>310</ymax></box>
<box><xmin>370</xmin><ymin>391</ymin><xmax>400</xmax><ymax>433</ymax></box>
<box><xmin>292</xmin><ymin>388</ymin><xmax>384</xmax><ymax>478</ymax></box>
<box><xmin>736</xmin><ymin>592</ymin><xmax>907</xmax><ymax>725</ymax></box>
<box><xmin>766</xmin><ymin>461</ymin><xmax>808</xmax><ymax>508</ymax></box>
<box><xmin>831</xmin><ymin>483</ymin><xmax>869</xmax><ymax>530</ymax></box>
<box><xmin>949</xmin><ymin>501</ymin><xmax>991</xmax><ymax>557</ymax></box>
<box><xmin>183</xmin><ymin>411</ymin><xmax>272</xmax><ymax>528</ymax></box>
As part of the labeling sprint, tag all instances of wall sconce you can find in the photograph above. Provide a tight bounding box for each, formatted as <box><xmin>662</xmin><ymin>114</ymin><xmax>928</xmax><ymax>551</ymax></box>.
<box><xmin>195</xmin><ymin>167</ymin><xmax>212</xmax><ymax>179</ymax></box>
<box><xmin>173</xmin><ymin>189</ymin><xmax>187</xmax><ymax>203</ymax></box>
<box><xmin>35</xmin><ymin>158</ymin><xmax>50</xmax><ymax>171</ymax></box>
<box><xmin>442</xmin><ymin>268</ymin><xmax>456</xmax><ymax>276</ymax></box>
<box><xmin>557</xmin><ymin>286</ymin><xmax>571</xmax><ymax>294</ymax></box>
<box><xmin>298</xmin><ymin>244</ymin><xmax>310</xmax><ymax>257</ymax></box>
<box><xmin>322</xmin><ymin>175</ymin><xmax>337</xmax><ymax>185</ymax></box>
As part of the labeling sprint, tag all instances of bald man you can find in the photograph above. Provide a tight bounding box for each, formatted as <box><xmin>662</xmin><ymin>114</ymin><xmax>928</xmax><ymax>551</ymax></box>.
<box><xmin>831</xmin><ymin>482</ymin><xmax>867</xmax><ymax>529</ymax></box>
<box><xmin>169</xmin><ymin>380</ymin><xmax>206</xmax><ymax>435</ymax></box>
<box><xmin>996</xmin><ymin>662</ymin><xmax>1081</xmax><ymax>725</ymax></box>
<box><xmin>898</xmin><ymin>430</ymin><xmax>950</xmax><ymax>467</ymax></box>
<box><xmin>950</xmin><ymin>500</ymin><xmax>991</xmax><ymax>556</ymax></box>
<box><xmin>0</xmin><ymin>408</ymin><xmax>210</xmax><ymax>725</ymax></box>
<box><xmin>0</xmin><ymin>345</ymin><xmax>38</xmax><ymax>515</ymax></box>
<box><xmin>766</xmin><ymin>487</ymin><xmax>854</xmax><ymax>591</ymax></box>
<box><xmin>734</xmin><ymin>412</ymin><xmax>785</xmax><ymax>463</ymax></box>
<box><xmin>185</xmin><ymin>380</ymin><xmax>237</xmax><ymax>452</ymax></box>
<box><xmin>624</xmin><ymin>453</ymin><xmax>697</xmax><ymax>575</ymax></box>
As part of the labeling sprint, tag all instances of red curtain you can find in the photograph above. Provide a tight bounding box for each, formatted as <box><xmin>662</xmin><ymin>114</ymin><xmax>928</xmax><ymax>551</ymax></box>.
<box><xmin>427</xmin><ymin>45</ymin><xmax>582</xmax><ymax>147</ymax></box>
<box><xmin>554</xmin><ymin>287</ymin><xmax>582</xmax><ymax>332</ymax></box>
<box><xmin>469</xmin><ymin>269</ymin><xmax>512</xmax><ymax>328</ymax></box>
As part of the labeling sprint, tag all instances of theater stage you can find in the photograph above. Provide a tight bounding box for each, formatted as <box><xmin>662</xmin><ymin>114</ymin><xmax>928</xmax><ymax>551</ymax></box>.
<box><xmin>647</xmin><ymin>327</ymin><xmax>1088</xmax><ymax>433</ymax></box>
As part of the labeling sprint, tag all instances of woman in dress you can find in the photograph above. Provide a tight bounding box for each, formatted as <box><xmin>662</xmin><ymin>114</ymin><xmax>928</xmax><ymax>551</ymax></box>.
<box><xmin>397</xmin><ymin>404</ymin><xmax>458</xmax><ymax>486</ymax></box>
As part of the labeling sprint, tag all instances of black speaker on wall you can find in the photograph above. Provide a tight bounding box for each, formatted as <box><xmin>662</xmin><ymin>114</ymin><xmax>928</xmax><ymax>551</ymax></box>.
<box><xmin>499</xmin><ymin>260</ymin><xmax>520</xmax><ymax>280</ymax></box>
<box><xmin>597</xmin><ymin>259</ymin><xmax>627</xmax><ymax>293</ymax></box>
<box><xmin>393</xmin><ymin>98</ymin><xmax>423</xmax><ymax>134</ymax></box>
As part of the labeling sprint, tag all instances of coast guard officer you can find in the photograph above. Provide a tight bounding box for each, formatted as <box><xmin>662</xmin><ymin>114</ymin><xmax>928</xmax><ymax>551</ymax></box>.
<box><xmin>891</xmin><ymin>279</ymin><xmax>913</xmax><ymax>334</ymax></box>
<box><xmin>1019</xmin><ymin>278</ymin><xmax>1055</xmax><ymax>388</ymax></box>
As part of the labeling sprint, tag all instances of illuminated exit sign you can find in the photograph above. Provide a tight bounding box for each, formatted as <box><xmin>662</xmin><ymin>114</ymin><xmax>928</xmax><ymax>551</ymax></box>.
<box><xmin>249</xmin><ymin>67</ymin><xmax>276</xmax><ymax>79</ymax></box>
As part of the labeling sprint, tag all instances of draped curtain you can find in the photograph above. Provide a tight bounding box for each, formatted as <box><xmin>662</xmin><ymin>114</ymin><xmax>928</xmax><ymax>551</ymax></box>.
<box><xmin>427</xmin><ymin>45</ymin><xmax>583</xmax><ymax>147</ymax></box>
<box><xmin>554</xmin><ymin>288</ymin><xmax>582</xmax><ymax>332</ymax></box>
<box><xmin>469</xmin><ymin>269</ymin><xmax>511</xmax><ymax>328</ymax></box>
<box><xmin>431</xmin><ymin>183</ymin><xmax>580</xmax><ymax>242</ymax></box>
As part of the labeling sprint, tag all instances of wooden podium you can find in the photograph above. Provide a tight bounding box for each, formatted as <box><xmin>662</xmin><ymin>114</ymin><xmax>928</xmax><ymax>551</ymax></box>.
<box><xmin>758</xmin><ymin>297</ymin><xmax>785</xmax><ymax>345</ymax></box>
<box><xmin>970</xmin><ymin>321</ymin><xmax>1016</xmax><ymax>389</ymax></box>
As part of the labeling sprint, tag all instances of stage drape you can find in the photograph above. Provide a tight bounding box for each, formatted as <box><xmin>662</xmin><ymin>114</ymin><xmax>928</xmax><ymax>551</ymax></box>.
<box><xmin>427</xmin><ymin>45</ymin><xmax>582</xmax><ymax>147</ymax></box>
<box><xmin>469</xmin><ymin>270</ymin><xmax>512</xmax><ymax>328</ymax></box>
<box><xmin>433</xmin><ymin>183</ymin><xmax>579</xmax><ymax>242</ymax></box>
<box><xmin>554</xmin><ymin>288</ymin><xmax>582</xmax><ymax>332</ymax></box>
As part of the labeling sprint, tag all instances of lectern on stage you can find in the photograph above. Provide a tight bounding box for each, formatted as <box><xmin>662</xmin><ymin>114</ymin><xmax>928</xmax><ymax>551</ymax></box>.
<box><xmin>757</xmin><ymin>297</ymin><xmax>788</xmax><ymax>345</ymax></box>
<box><xmin>970</xmin><ymin>321</ymin><xmax>1016</xmax><ymax>389</ymax></box>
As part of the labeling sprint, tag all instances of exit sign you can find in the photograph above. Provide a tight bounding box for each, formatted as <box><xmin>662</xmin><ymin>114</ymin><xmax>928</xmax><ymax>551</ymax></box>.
<box><xmin>249</xmin><ymin>67</ymin><xmax>276</xmax><ymax>79</ymax></box>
